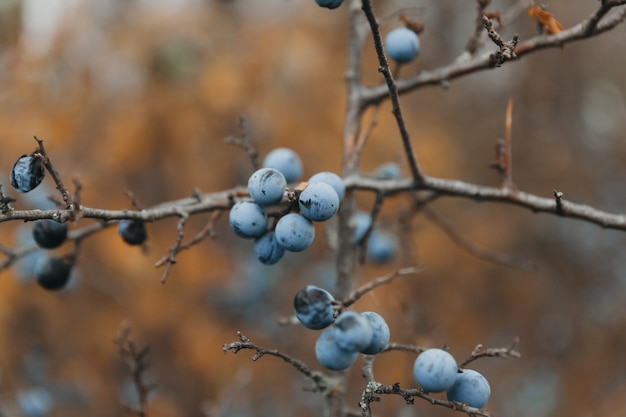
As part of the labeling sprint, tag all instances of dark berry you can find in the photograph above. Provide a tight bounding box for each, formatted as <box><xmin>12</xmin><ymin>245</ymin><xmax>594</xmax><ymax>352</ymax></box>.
<box><xmin>32</xmin><ymin>220</ymin><xmax>68</xmax><ymax>249</ymax></box>
<box><xmin>34</xmin><ymin>256</ymin><xmax>72</xmax><ymax>290</ymax></box>
<box><xmin>118</xmin><ymin>219</ymin><xmax>147</xmax><ymax>245</ymax></box>
<box><xmin>10</xmin><ymin>154</ymin><xmax>45</xmax><ymax>193</ymax></box>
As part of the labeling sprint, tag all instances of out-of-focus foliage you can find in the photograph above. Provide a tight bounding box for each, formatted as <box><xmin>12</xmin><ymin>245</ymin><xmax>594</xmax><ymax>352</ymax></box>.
<box><xmin>0</xmin><ymin>1</ymin><xmax>625</xmax><ymax>416</ymax></box>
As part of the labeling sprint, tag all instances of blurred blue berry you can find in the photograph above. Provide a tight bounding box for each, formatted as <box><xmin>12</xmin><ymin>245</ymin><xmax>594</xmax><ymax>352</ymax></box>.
<box><xmin>33</xmin><ymin>220</ymin><xmax>68</xmax><ymax>249</ymax></box>
<box><xmin>315</xmin><ymin>0</ymin><xmax>343</xmax><ymax>10</ymax></box>
<box><xmin>248</xmin><ymin>167</ymin><xmax>287</xmax><ymax>206</ymax></box>
<box><xmin>332</xmin><ymin>311</ymin><xmax>373</xmax><ymax>353</ymax></box>
<box><xmin>308</xmin><ymin>171</ymin><xmax>345</xmax><ymax>201</ymax></box>
<box><xmin>360</xmin><ymin>311</ymin><xmax>390</xmax><ymax>354</ymax></box>
<box><xmin>294</xmin><ymin>285</ymin><xmax>335</xmax><ymax>330</ymax></box>
<box><xmin>315</xmin><ymin>328</ymin><xmax>358</xmax><ymax>371</ymax></box>
<box><xmin>413</xmin><ymin>348</ymin><xmax>458</xmax><ymax>393</ymax></box>
<box><xmin>10</xmin><ymin>154</ymin><xmax>45</xmax><ymax>193</ymax></box>
<box><xmin>374</xmin><ymin>162</ymin><xmax>401</xmax><ymax>180</ymax></box>
<box><xmin>17</xmin><ymin>387</ymin><xmax>53</xmax><ymax>417</ymax></box>
<box><xmin>274</xmin><ymin>213</ymin><xmax>315</xmax><ymax>252</ymax></box>
<box><xmin>366</xmin><ymin>230</ymin><xmax>398</xmax><ymax>263</ymax></box>
<box><xmin>34</xmin><ymin>256</ymin><xmax>72</xmax><ymax>291</ymax></box>
<box><xmin>254</xmin><ymin>231</ymin><xmax>285</xmax><ymax>265</ymax></box>
<box><xmin>229</xmin><ymin>201</ymin><xmax>268</xmax><ymax>239</ymax></box>
<box><xmin>446</xmin><ymin>369</ymin><xmax>491</xmax><ymax>408</ymax></box>
<box><xmin>385</xmin><ymin>27</ymin><xmax>420</xmax><ymax>64</ymax></box>
<box><xmin>118</xmin><ymin>219</ymin><xmax>147</xmax><ymax>246</ymax></box>
<box><xmin>352</xmin><ymin>211</ymin><xmax>372</xmax><ymax>242</ymax></box>
<box><xmin>298</xmin><ymin>182</ymin><xmax>340</xmax><ymax>222</ymax></box>
<box><xmin>262</xmin><ymin>147</ymin><xmax>303</xmax><ymax>183</ymax></box>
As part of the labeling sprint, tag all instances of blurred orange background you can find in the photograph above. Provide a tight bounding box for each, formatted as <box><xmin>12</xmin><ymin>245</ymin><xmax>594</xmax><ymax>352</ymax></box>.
<box><xmin>0</xmin><ymin>1</ymin><xmax>625</xmax><ymax>416</ymax></box>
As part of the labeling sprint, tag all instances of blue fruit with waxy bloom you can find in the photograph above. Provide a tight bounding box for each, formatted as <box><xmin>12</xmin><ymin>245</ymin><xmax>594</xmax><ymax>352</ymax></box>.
<box><xmin>275</xmin><ymin>213</ymin><xmax>315</xmax><ymax>252</ymax></box>
<box><xmin>298</xmin><ymin>182</ymin><xmax>340</xmax><ymax>222</ymax></box>
<box><xmin>315</xmin><ymin>328</ymin><xmax>358</xmax><ymax>371</ymax></box>
<box><xmin>10</xmin><ymin>154</ymin><xmax>45</xmax><ymax>193</ymax></box>
<box><xmin>385</xmin><ymin>27</ymin><xmax>420</xmax><ymax>64</ymax></box>
<box><xmin>262</xmin><ymin>147</ymin><xmax>303</xmax><ymax>183</ymax></box>
<box><xmin>248</xmin><ymin>167</ymin><xmax>287</xmax><ymax>206</ymax></box>
<box><xmin>413</xmin><ymin>348</ymin><xmax>458</xmax><ymax>393</ymax></box>
<box><xmin>308</xmin><ymin>171</ymin><xmax>345</xmax><ymax>201</ymax></box>
<box><xmin>446</xmin><ymin>369</ymin><xmax>491</xmax><ymax>408</ymax></box>
<box><xmin>254</xmin><ymin>231</ymin><xmax>285</xmax><ymax>265</ymax></box>
<box><xmin>294</xmin><ymin>285</ymin><xmax>335</xmax><ymax>330</ymax></box>
<box><xmin>229</xmin><ymin>200</ymin><xmax>268</xmax><ymax>239</ymax></box>
<box><xmin>359</xmin><ymin>311</ymin><xmax>390</xmax><ymax>355</ymax></box>
<box><xmin>331</xmin><ymin>311</ymin><xmax>373</xmax><ymax>353</ymax></box>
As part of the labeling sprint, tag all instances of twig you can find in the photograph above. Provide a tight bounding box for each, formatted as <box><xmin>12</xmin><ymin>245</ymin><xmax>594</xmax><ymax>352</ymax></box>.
<box><xmin>459</xmin><ymin>337</ymin><xmax>521</xmax><ymax>368</ymax></box>
<box><xmin>115</xmin><ymin>322</ymin><xmax>155</xmax><ymax>417</ymax></box>
<box><xmin>224</xmin><ymin>116</ymin><xmax>260</xmax><ymax>170</ymax></box>
<box><xmin>223</xmin><ymin>331</ymin><xmax>334</xmax><ymax>394</ymax></box>
<box><xmin>465</xmin><ymin>0</ymin><xmax>493</xmax><ymax>55</ymax></box>
<box><xmin>361</xmin><ymin>0</ymin><xmax>424</xmax><ymax>185</ymax></box>
<box><xmin>341</xmin><ymin>266</ymin><xmax>422</xmax><ymax>309</ymax></box>
<box><xmin>33</xmin><ymin>136</ymin><xmax>75</xmax><ymax>211</ymax></box>
<box><xmin>422</xmin><ymin>207</ymin><xmax>535</xmax><ymax>271</ymax></box>
<box><xmin>483</xmin><ymin>15</ymin><xmax>518</xmax><ymax>67</ymax></box>
<box><xmin>362</xmin><ymin>3</ymin><xmax>626</xmax><ymax>103</ymax></box>
<box><xmin>158</xmin><ymin>211</ymin><xmax>189</xmax><ymax>283</ymax></box>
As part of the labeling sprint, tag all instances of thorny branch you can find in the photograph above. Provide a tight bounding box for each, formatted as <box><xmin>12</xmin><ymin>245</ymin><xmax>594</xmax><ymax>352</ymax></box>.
<box><xmin>223</xmin><ymin>331</ymin><xmax>335</xmax><ymax>395</ymax></box>
<box><xmin>360</xmin><ymin>339</ymin><xmax>520</xmax><ymax>417</ymax></box>
<box><xmin>341</xmin><ymin>266</ymin><xmax>422</xmax><ymax>309</ymax></box>
<box><xmin>116</xmin><ymin>322</ymin><xmax>155</xmax><ymax>417</ymax></box>
<box><xmin>362</xmin><ymin>1</ymin><xmax>626</xmax><ymax>103</ymax></box>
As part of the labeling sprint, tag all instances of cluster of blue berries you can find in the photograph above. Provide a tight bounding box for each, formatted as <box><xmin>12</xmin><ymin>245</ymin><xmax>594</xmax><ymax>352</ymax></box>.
<box><xmin>229</xmin><ymin>148</ymin><xmax>344</xmax><ymax>265</ymax></box>
<box><xmin>8</xmin><ymin>153</ymin><xmax>74</xmax><ymax>291</ymax></box>
<box><xmin>413</xmin><ymin>348</ymin><xmax>491</xmax><ymax>408</ymax></box>
<box><xmin>293</xmin><ymin>285</ymin><xmax>390</xmax><ymax>371</ymax></box>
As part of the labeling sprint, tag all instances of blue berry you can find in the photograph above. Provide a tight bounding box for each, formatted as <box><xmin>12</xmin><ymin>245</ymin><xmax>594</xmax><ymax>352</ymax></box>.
<box><xmin>254</xmin><ymin>231</ymin><xmax>285</xmax><ymax>265</ymax></box>
<box><xmin>359</xmin><ymin>311</ymin><xmax>390</xmax><ymax>355</ymax></box>
<box><xmin>413</xmin><ymin>348</ymin><xmax>458</xmax><ymax>393</ymax></box>
<box><xmin>315</xmin><ymin>328</ymin><xmax>358</xmax><ymax>371</ymax></box>
<box><xmin>332</xmin><ymin>311</ymin><xmax>373</xmax><ymax>353</ymax></box>
<box><xmin>352</xmin><ymin>211</ymin><xmax>372</xmax><ymax>242</ymax></box>
<box><xmin>274</xmin><ymin>213</ymin><xmax>315</xmax><ymax>252</ymax></box>
<box><xmin>248</xmin><ymin>167</ymin><xmax>287</xmax><ymax>206</ymax></box>
<box><xmin>385</xmin><ymin>27</ymin><xmax>420</xmax><ymax>64</ymax></box>
<box><xmin>32</xmin><ymin>219</ymin><xmax>68</xmax><ymax>249</ymax></box>
<box><xmin>294</xmin><ymin>285</ymin><xmax>335</xmax><ymax>330</ymax></box>
<box><xmin>366</xmin><ymin>230</ymin><xmax>397</xmax><ymax>263</ymax></box>
<box><xmin>315</xmin><ymin>0</ymin><xmax>343</xmax><ymax>10</ymax></box>
<box><xmin>308</xmin><ymin>171</ymin><xmax>345</xmax><ymax>201</ymax></box>
<box><xmin>10</xmin><ymin>154</ymin><xmax>45</xmax><ymax>193</ymax></box>
<box><xmin>229</xmin><ymin>201</ymin><xmax>268</xmax><ymax>239</ymax></box>
<box><xmin>16</xmin><ymin>387</ymin><xmax>53</xmax><ymax>417</ymax></box>
<box><xmin>374</xmin><ymin>162</ymin><xmax>401</xmax><ymax>179</ymax></box>
<box><xmin>446</xmin><ymin>369</ymin><xmax>491</xmax><ymax>408</ymax></box>
<box><xmin>34</xmin><ymin>256</ymin><xmax>72</xmax><ymax>290</ymax></box>
<box><xmin>118</xmin><ymin>219</ymin><xmax>147</xmax><ymax>245</ymax></box>
<box><xmin>298</xmin><ymin>182</ymin><xmax>340</xmax><ymax>222</ymax></box>
<box><xmin>262</xmin><ymin>147</ymin><xmax>303</xmax><ymax>183</ymax></box>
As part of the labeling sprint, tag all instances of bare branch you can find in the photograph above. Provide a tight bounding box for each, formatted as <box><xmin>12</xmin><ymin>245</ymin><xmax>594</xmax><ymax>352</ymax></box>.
<box><xmin>361</xmin><ymin>0</ymin><xmax>424</xmax><ymax>184</ymax></box>
<box><xmin>423</xmin><ymin>207</ymin><xmax>535</xmax><ymax>271</ymax></box>
<box><xmin>33</xmin><ymin>136</ymin><xmax>75</xmax><ymax>211</ymax></box>
<box><xmin>341</xmin><ymin>266</ymin><xmax>422</xmax><ymax>309</ymax></box>
<box><xmin>459</xmin><ymin>337</ymin><xmax>521</xmax><ymax>368</ymax></box>
<box><xmin>362</xmin><ymin>3</ymin><xmax>626</xmax><ymax>103</ymax></box>
<box><xmin>223</xmin><ymin>331</ymin><xmax>335</xmax><ymax>394</ymax></box>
